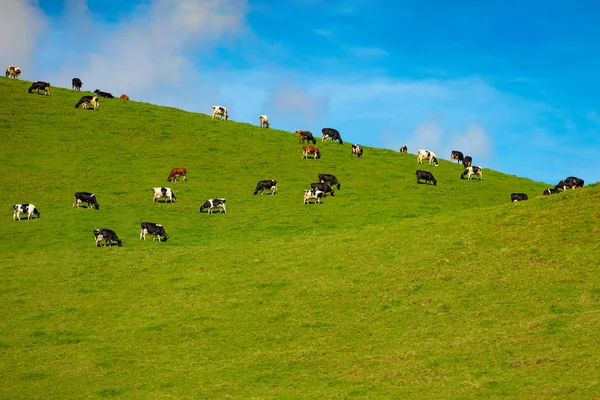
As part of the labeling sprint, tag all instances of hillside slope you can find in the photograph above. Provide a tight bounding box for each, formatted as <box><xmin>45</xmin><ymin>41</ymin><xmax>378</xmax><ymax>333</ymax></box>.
<box><xmin>1</xmin><ymin>78</ymin><xmax>598</xmax><ymax>399</ymax></box>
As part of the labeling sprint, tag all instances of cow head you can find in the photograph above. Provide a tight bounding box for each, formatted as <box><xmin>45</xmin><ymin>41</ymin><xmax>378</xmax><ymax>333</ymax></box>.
<box><xmin>432</xmin><ymin>157</ymin><xmax>439</xmax><ymax>166</ymax></box>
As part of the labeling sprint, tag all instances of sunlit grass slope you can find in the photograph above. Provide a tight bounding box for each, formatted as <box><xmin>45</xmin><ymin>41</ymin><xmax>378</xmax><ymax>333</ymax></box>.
<box><xmin>1</xmin><ymin>78</ymin><xmax>598</xmax><ymax>399</ymax></box>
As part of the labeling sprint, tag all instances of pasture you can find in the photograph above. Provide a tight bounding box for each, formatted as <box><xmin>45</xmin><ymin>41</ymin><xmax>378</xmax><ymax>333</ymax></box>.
<box><xmin>1</xmin><ymin>77</ymin><xmax>599</xmax><ymax>399</ymax></box>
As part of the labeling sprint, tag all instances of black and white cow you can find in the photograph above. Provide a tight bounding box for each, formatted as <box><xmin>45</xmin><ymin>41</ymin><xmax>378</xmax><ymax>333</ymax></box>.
<box><xmin>296</xmin><ymin>130</ymin><xmax>317</xmax><ymax>144</ymax></box>
<box><xmin>152</xmin><ymin>187</ymin><xmax>176</xmax><ymax>203</ymax></box>
<box><xmin>73</xmin><ymin>192</ymin><xmax>100</xmax><ymax>209</ymax></box>
<box><xmin>212</xmin><ymin>106</ymin><xmax>228</xmax><ymax>121</ymax></box>
<box><xmin>28</xmin><ymin>81</ymin><xmax>51</xmax><ymax>95</ymax></box>
<box><xmin>554</xmin><ymin>179</ymin><xmax>577</xmax><ymax>191</ymax></box>
<box><xmin>351</xmin><ymin>144</ymin><xmax>363</xmax><ymax>157</ymax></box>
<box><xmin>463</xmin><ymin>156</ymin><xmax>472</xmax><ymax>168</ymax></box>
<box><xmin>311</xmin><ymin>182</ymin><xmax>335</xmax><ymax>196</ymax></box>
<box><xmin>199</xmin><ymin>198</ymin><xmax>227</xmax><ymax>214</ymax></box>
<box><xmin>460</xmin><ymin>166</ymin><xmax>483</xmax><ymax>180</ymax></box>
<box><xmin>543</xmin><ymin>188</ymin><xmax>560</xmax><ymax>195</ymax></box>
<box><xmin>318</xmin><ymin>174</ymin><xmax>341</xmax><ymax>190</ymax></box>
<box><xmin>94</xmin><ymin>89</ymin><xmax>114</xmax><ymax>98</ymax></box>
<box><xmin>13</xmin><ymin>204</ymin><xmax>40</xmax><ymax>220</ymax></box>
<box><xmin>93</xmin><ymin>228</ymin><xmax>122</xmax><ymax>247</ymax></box>
<box><xmin>417</xmin><ymin>149</ymin><xmax>439</xmax><ymax>166</ymax></box>
<box><xmin>511</xmin><ymin>193</ymin><xmax>528</xmax><ymax>202</ymax></box>
<box><xmin>416</xmin><ymin>170</ymin><xmax>437</xmax><ymax>185</ymax></box>
<box><xmin>253</xmin><ymin>180</ymin><xmax>278</xmax><ymax>195</ymax></box>
<box><xmin>72</xmin><ymin>78</ymin><xmax>82</xmax><ymax>91</ymax></box>
<box><xmin>565</xmin><ymin>176</ymin><xmax>584</xmax><ymax>188</ymax></box>
<box><xmin>140</xmin><ymin>222</ymin><xmax>169</xmax><ymax>242</ymax></box>
<box><xmin>75</xmin><ymin>96</ymin><xmax>99</xmax><ymax>110</ymax></box>
<box><xmin>321</xmin><ymin>128</ymin><xmax>343</xmax><ymax>144</ymax></box>
<box><xmin>400</xmin><ymin>145</ymin><xmax>408</xmax><ymax>153</ymax></box>
<box><xmin>303</xmin><ymin>188</ymin><xmax>324</xmax><ymax>204</ymax></box>
<box><xmin>450</xmin><ymin>150</ymin><xmax>464</xmax><ymax>164</ymax></box>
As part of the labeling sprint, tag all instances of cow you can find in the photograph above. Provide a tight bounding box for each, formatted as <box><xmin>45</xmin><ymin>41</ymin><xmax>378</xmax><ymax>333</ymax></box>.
<box><xmin>450</xmin><ymin>150</ymin><xmax>464</xmax><ymax>164</ymax></box>
<box><xmin>460</xmin><ymin>166</ymin><xmax>483</xmax><ymax>180</ymax></box>
<box><xmin>5</xmin><ymin>65</ymin><xmax>21</xmax><ymax>79</ymax></box>
<box><xmin>416</xmin><ymin>170</ymin><xmax>437</xmax><ymax>185</ymax></box>
<box><xmin>321</xmin><ymin>128</ymin><xmax>343</xmax><ymax>144</ymax></box>
<box><xmin>543</xmin><ymin>188</ymin><xmax>560</xmax><ymax>195</ymax></box>
<box><xmin>259</xmin><ymin>115</ymin><xmax>270</xmax><ymax>128</ymax></box>
<box><xmin>94</xmin><ymin>89</ymin><xmax>114</xmax><ymax>98</ymax></box>
<box><xmin>311</xmin><ymin>182</ymin><xmax>335</xmax><ymax>196</ymax></box>
<box><xmin>152</xmin><ymin>187</ymin><xmax>176</xmax><ymax>203</ymax></box>
<box><xmin>73</xmin><ymin>192</ymin><xmax>100</xmax><ymax>209</ymax></box>
<box><xmin>302</xmin><ymin>145</ymin><xmax>321</xmax><ymax>159</ymax></box>
<box><xmin>417</xmin><ymin>149</ymin><xmax>439</xmax><ymax>166</ymax></box>
<box><xmin>72</xmin><ymin>78</ymin><xmax>82</xmax><ymax>90</ymax></box>
<box><xmin>28</xmin><ymin>81</ymin><xmax>51</xmax><ymax>96</ymax></box>
<box><xmin>511</xmin><ymin>193</ymin><xmax>528</xmax><ymax>202</ymax></box>
<box><xmin>565</xmin><ymin>176</ymin><xmax>584</xmax><ymax>188</ymax></box>
<box><xmin>318</xmin><ymin>174</ymin><xmax>341</xmax><ymax>190</ymax></box>
<box><xmin>199</xmin><ymin>198</ymin><xmax>227</xmax><ymax>214</ymax></box>
<box><xmin>13</xmin><ymin>204</ymin><xmax>40</xmax><ymax>220</ymax></box>
<box><xmin>400</xmin><ymin>145</ymin><xmax>408</xmax><ymax>153</ymax></box>
<box><xmin>295</xmin><ymin>130</ymin><xmax>317</xmax><ymax>144</ymax></box>
<box><xmin>212</xmin><ymin>106</ymin><xmax>228</xmax><ymax>121</ymax></box>
<box><xmin>140</xmin><ymin>222</ymin><xmax>169</xmax><ymax>242</ymax></box>
<box><xmin>463</xmin><ymin>156</ymin><xmax>472</xmax><ymax>168</ymax></box>
<box><xmin>167</xmin><ymin>167</ymin><xmax>187</xmax><ymax>182</ymax></box>
<box><xmin>75</xmin><ymin>96</ymin><xmax>99</xmax><ymax>110</ymax></box>
<box><xmin>253</xmin><ymin>180</ymin><xmax>278</xmax><ymax>195</ymax></box>
<box><xmin>351</xmin><ymin>144</ymin><xmax>363</xmax><ymax>158</ymax></box>
<box><xmin>93</xmin><ymin>228</ymin><xmax>122</xmax><ymax>247</ymax></box>
<box><xmin>303</xmin><ymin>188</ymin><xmax>324</xmax><ymax>204</ymax></box>
<box><xmin>119</xmin><ymin>94</ymin><xmax>129</xmax><ymax>100</ymax></box>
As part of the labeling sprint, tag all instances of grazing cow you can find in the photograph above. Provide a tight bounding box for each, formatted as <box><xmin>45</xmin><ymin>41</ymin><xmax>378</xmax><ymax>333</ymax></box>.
<box><xmin>199</xmin><ymin>198</ymin><xmax>227</xmax><ymax>214</ymax></box>
<box><xmin>167</xmin><ymin>167</ymin><xmax>187</xmax><ymax>182</ymax></box>
<box><xmin>416</xmin><ymin>170</ymin><xmax>437</xmax><ymax>185</ymax></box>
<box><xmin>352</xmin><ymin>144</ymin><xmax>363</xmax><ymax>158</ymax></box>
<box><xmin>565</xmin><ymin>176</ymin><xmax>584</xmax><ymax>188</ymax></box>
<box><xmin>450</xmin><ymin>150</ymin><xmax>464</xmax><ymax>164</ymax></box>
<box><xmin>311</xmin><ymin>182</ymin><xmax>335</xmax><ymax>196</ymax></box>
<box><xmin>28</xmin><ymin>81</ymin><xmax>51</xmax><ymax>95</ymax></box>
<box><xmin>463</xmin><ymin>156</ymin><xmax>472</xmax><ymax>168</ymax></box>
<box><xmin>140</xmin><ymin>222</ymin><xmax>169</xmax><ymax>242</ymax></box>
<box><xmin>321</xmin><ymin>128</ymin><xmax>343</xmax><ymax>144</ymax></box>
<box><xmin>318</xmin><ymin>174</ymin><xmax>341</xmax><ymax>190</ymax></box>
<box><xmin>511</xmin><ymin>193</ymin><xmax>528</xmax><ymax>202</ymax></box>
<box><xmin>259</xmin><ymin>115</ymin><xmax>270</xmax><ymax>128</ymax></box>
<box><xmin>543</xmin><ymin>188</ymin><xmax>560</xmax><ymax>195</ymax></box>
<box><xmin>93</xmin><ymin>229</ymin><xmax>122</xmax><ymax>247</ymax></box>
<box><xmin>460</xmin><ymin>166</ymin><xmax>483</xmax><ymax>180</ymax></box>
<box><xmin>400</xmin><ymin>145</ymin><xmax>408</xmax><ymax>153</ymax></box>
<box><xmin>75</xmin><ymin>96</ymin><xmax>99</xmax><ymax>110</ymax></box>
<box><xmin>302</xmin><ymin>145</ymin><xmax>321</xmax><ymax>159</ymax></box>
<box><xmin>417</xmin><ymin>149</ymin><xmax>439</xmax><ymax>166</ymax></box>
<box><xmin>152</xmin><ymin>187</ymin><xmax>176</xmax><ymax>203</ymax></box>
<box><xmin>254</xmin><ymin>180</ymin><xmax>278</xmax><ymax>195</ymax></box>
<box><xmin>94</xmin><ymin>89</ymin><xmax>114</xmax><ymax>98</ymax></box>
<box><xmin>119</xmin><ymin>94</ymin><xmax>129</xmax><ymax>100</ymax></box>
<box><xmin>73</xmin><ymin>192</ymin><xmax>100</xmax><ymax>209</ymax></box>
<box><xmin>13</xmin><ymin>204</ymin><xmax>40</xmax><ymax>220</ymax></box>
<box><xmin>5</xmin><ymin>65</ymin><xmax>21</xmax><ymax>79</ymax></box>
<box><xmin>212</xmin><ymin>106</ymin><xmax>228</xmax><ymax>121</ymax></box>
<box><xmin>72</xmin><ymin>78</ymin><xmax>82</xmax><ymax>90</ymax></box>
<box><xmin>295</xmin><ymin>130</ymin><xmax>317</xmax><ymax>144</ymax></box>
<box><xmin>303</xmin><ymin>188</ymin><xmax>324</xmax><ymax>204</ymax></box>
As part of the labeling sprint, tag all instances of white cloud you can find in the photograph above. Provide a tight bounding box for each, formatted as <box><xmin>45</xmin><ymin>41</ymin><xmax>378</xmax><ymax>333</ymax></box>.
<box><xmin>447</xmin><ymin>123</ymin><xmax>493</xmax><ymax>160</ymax></box>
<box><xmin>0</xmin><ymin>0</ymin><xmax>47</xmax><ymax>70</ymax></box>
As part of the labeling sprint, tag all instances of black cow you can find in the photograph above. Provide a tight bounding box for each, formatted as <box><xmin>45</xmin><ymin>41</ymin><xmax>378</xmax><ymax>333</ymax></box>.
<box><xmin>321</xmin><ymin>128</ymin><xmax>343</xmax><ymax>144</ymax></box>
<box><xmin>72</xmin><ymin>78</ymin><xmax>82</xmax><ymax>91</ymax></box>
<box><xmin>295</xmin><ymin>130</ymin><xmax>317</xmax><ymax>144</ymax></box>
<box><xmin>463</xmin><ymin>155</ymin><xmax>472</xmax><ymax>168</ymax></box>
<box><xmin>554</xmin><ymin>179</ymin><xmax>576</xmax><ymax>191</ymax></box>
<box><xmin>416</xmin><ymin>170</ymin><xmax>437</xmax><ymax>185</ymax></box>
<box><xmin>28</xmin><ymin>81</ymin><xmax>51</xmax><ymax>95</ymax></box>
<box><xmin>73</xmin><ymin>192</ymin><xmax>100</xmax><ymax>209</ymax></box>
<box><xmin>318</xmin><ymin>174</ymin><xmax>341</xmax><ymax>190</ymax></box>
<box><xmin>140</xmin><ymin>222</ymin><xmax>169</xmax><ymax>242</ymax></box>
<box><xmin>13</xmin><ymin>204</ymin><xmax>40</xmax><ymax>220</ymax></box>
<box><xmin>450</xmin><ymin>150</ymin><xmax>464</xmax><ymax>163</ymax></box>
<box><xmin>254</xmin><ymin>180</ymin><xmax>278</xmax><ymax>195</ymax></box>
<box><xmin>200</xmin><ymin>198</ymin><xmax>227</xmax><ymax>214</ymax></box>
<box><xmin>94</xmin><ymin>89</ymin><xmax>114</xmax><ymax>98</ymax></box>
<box><xmin>93</xmin><ymin>229</ymin><xmax>122</xmax><ymax>247</ymax></box>
<box><xmin>565</xmin><ymin>176</ymin><xmax>584</xmax><ymax>188</ymax></box>
<box><xmin>543</xmin><ymin>188</ymin><xmax>560</xmax><ymax>195</ymax></box>
<box><xmin>311</xmin><ymin>182</ymin><xmax>335</xmax><ymax>196</ymax></box>
<box><xmin>511</xmin><ymin>193</ymin><xmax>528</xmax><ymax>202</ymax></box>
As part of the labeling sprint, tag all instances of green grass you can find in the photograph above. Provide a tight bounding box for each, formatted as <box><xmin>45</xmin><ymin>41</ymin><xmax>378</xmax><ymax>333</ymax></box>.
<box><xmin>1</xmin><ymin>77</ymin><xmax>599</xmax><ymax>399</ymax></box>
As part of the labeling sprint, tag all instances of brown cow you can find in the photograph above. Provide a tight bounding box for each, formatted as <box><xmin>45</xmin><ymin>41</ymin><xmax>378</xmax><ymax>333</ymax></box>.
<box><xmin>295</xmin><ymin>130</ymin><xmax>317</xmax><ymax>144</ymax></box>
<box><xmin>5</xmin><ymin>65</ymin><xmax>21</xmax><ymax>79</ymax></box>
<box><xmin>167</xmin><ymin>167</ymin><xmax>187</xmax><ymax>182</ymax></box>
<box><xmin>120</xmin><ymin>94</ymin><xmax>129</xmax><ymax>100</ymax></box>
<box><xmin>302</xmin><ymin>145</ymin><xmax>321</xmax><ymax>159</ymax></box>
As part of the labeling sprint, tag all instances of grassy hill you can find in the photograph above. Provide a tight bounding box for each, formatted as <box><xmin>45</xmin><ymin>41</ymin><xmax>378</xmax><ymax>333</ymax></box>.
<box><xmin>1</xmin><ymin>78</ymin><xmax>599</xmax><ymax>399</ymax></box>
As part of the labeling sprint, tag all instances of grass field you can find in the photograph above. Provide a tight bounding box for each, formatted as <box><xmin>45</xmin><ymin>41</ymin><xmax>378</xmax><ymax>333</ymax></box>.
<box><xmin>1</xmin><ymin>77</ymin><xmax>599</xmax><ymax>399</ymax></box>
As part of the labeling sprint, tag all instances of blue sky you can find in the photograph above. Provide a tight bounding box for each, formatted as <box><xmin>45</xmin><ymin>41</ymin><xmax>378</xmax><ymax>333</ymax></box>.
<box><xmin>3</xmin><ymin>0</ymin><xmax>600</xmax><ymax>185</ymax></box>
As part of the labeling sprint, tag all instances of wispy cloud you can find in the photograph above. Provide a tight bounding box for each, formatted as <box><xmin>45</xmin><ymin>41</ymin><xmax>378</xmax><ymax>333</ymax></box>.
<box><xmin>0</xmin><ymin>0</ymin><xmax>47</xmax><ymax>69</ymax></box>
